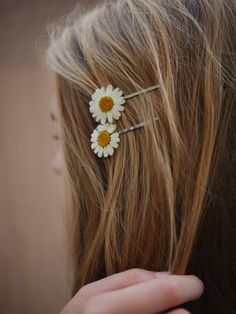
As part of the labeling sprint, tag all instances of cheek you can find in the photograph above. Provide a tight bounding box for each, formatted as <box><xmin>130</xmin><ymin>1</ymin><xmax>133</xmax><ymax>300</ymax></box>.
<box><xmin>52</xmin><ymin>149</ymin><xmax>63</xmax><ymax>175</ymax></box>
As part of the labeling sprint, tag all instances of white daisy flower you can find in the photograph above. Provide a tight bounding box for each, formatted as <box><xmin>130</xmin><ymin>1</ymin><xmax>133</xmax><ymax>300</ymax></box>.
<box><xmin>89</xmin><ymin>84</ymin><xmax>126</xmax><ymax>124</ymax></box>
<box><xmin>90</xmin><ymin>123</ymin><xmax>120</xmax><ymax>158</ymax></box>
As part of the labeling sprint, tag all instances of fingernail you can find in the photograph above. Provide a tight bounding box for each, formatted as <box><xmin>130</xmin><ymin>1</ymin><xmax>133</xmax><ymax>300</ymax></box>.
<box><xmin>155</xmin><ymin>271</ymin><xmax>170</xmax><ymax>278</ymax></box>
<box><xmin>197</xmin><ymin>277</ymin><xmax>205</xmax><ymax>294</ymax></box>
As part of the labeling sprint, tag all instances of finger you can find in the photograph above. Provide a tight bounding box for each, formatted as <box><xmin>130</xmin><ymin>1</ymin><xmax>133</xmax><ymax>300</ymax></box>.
<box><xmin>77</xmin><ymin>268</ymin><xmax>170</xmax><ymax>301</ymax></box>
<box><xmin>83</xmin><ymin>275</ymin><xmax>203</xmax><ymax>314</ymax></box>
<box><xmin>166</xmin><ymin>309</ymin><xmax>191</xmax><ymax>314</ymax></box>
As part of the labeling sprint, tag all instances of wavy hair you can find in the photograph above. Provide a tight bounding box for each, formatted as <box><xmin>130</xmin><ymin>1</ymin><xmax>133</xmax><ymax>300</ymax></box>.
<box><xmin>46</xmin><ymin>0</ymin><xmax>236</xmax><ymax>312</ymax></box>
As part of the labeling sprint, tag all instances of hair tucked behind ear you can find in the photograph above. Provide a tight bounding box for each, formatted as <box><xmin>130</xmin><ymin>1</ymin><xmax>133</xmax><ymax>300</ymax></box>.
<box><xmin>46</xmin><ymin>0</ymin><xmax>236</xmax><ymax>312</ymax></box>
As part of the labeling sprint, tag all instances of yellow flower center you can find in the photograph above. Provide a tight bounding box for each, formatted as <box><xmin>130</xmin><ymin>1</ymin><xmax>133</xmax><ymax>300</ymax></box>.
<box><xmin>99</xmin><ymin>96</ymin><xmax>114</xmax><ymax>112</ymax></box>
<box><xmin>97</xmin><ymin>131</ymin><xmax>110</xmax><ymax>147</ymax></box>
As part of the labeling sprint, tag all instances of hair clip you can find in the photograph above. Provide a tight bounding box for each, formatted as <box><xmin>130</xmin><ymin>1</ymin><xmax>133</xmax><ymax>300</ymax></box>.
<box><xmin>89</xmin><ymin>84</ymin><xmax>160</xmax><ymax>125</ymax></box>
<box><xmin>89</xmin><ymin>84</ymin><xmax>160</xmax><ymax>158</ymax></box>
<box><xmin>91</xmin><ymin>117</ymin><xmax>159</xmax><ymax>158</ymax></box>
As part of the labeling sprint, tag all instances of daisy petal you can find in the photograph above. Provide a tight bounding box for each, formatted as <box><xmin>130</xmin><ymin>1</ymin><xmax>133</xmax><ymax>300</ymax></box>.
<box><xmin>116</xmin><ymin>98</ymin><xmax>126</xmax><ymax>105</ymax></box>
<box><xmin>101</xmin><ymin>117</ymin><xmax>106</xmax><ymax>124</ymax></box>
<box><xmin>97</xmin><ymin>124</ymin><xmax>107</xmax><ymax>132</ymax></box>
<box><xmin>107</xmin><ymin>112</ymin><xmax>113</xmax><ymax>123</ymax></box>
<box><xmin>112</xmin><ymin>88</ymin><xmax>123</xmax><ymax>97</ymax></box>
<box><xmin>113</xmin><ymin>112</ymin><xmax>121</xmax><ymax>120</ymax></box>
<box><xmin>92</xmin><ymin>113</ymin><xmax>98</xmax><ymax>119</ymax></box>
<box><xmin>89</xmin><ymin>99</ymin><xmax>96</xmax><ymax>106</ymax></box>
<box><xmin>105</xmin><ymin>84</ymin><xmax>113</xmax><ymax>96</ymax></box>
<box><xmin>91</xmin><ymin>142</ymin><xmax>98</xmax><ymax>149</ymax></box>
<box><xmin>91</xmin><ymin>136</ymin><xmax>98</xmax><ymax>143</ymax></box>
<box><xmin>113</xmin><ymin>87</ymin><xmax>120</xmax><ymax>94</ymax></box>
<box><xmin>112</xmin><ymin>142</ymin><xmax>118</xmax><ymax>148</ymax></box>
<box><xmin>91</xmin><ymin>129</ymin><xmax>99</xmax><ymax>136</ymax></box>
<box><xmin>111</xmin><ymin>132</ymin><xmax>120</xmax><ymax>139</ymax></box>
<box><xmin>94</xmin><ymin>146</ymin><xmax>100</xmax><ymax>154</ymax></box>
<box><xmin>107</xmin><ymin>145</ymin><xmax>114</xmax><ymax>156</ymax></box>
<box><xmin>89</xmin><ymin>106</ymin><xmax>96</xmax><ymax>113</ymax></box>
<box><xmin>111</xmin><ymin>139</ymin><xmax>120</xmax><ymax>146</ymax></box>
<box><xmin>103</xmin><ymin>147</ymin><xmax>109</xmax><ymax>157</ymax></box>
<box><xmin>107</xmin><ymin>124</ymin><xmax>116</xmax><ymax>133</ymax></box>
<box><xmin>98</xmin><ymin>148</ymin><xmax>103</xmax><ymax>158</ymax></box>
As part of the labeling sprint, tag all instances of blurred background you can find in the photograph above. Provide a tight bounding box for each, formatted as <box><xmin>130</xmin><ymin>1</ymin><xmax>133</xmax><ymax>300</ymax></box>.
<box><xmin>0</xmin><ymin>1</ymin><xmax>97</xmax><ymax>313</ymax></box>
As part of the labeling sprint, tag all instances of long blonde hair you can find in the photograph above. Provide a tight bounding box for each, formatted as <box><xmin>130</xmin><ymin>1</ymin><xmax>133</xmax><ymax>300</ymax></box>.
<box><xmin>46</xmin><ymin>0</ymin><xmax>236</xmax><ymax>312</ymax></box>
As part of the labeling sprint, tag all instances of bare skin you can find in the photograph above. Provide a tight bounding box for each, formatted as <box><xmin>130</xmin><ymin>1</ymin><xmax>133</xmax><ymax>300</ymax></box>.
<box><xmin>60</xmin><ymin>268</ymin><xmax>204</xmax><ymax>314</ymax></box>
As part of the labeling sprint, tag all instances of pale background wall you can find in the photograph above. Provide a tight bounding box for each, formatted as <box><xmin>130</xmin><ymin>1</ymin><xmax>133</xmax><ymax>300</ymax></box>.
<box><xmin>0</xmin><ymin>1</ymin><xmax>97</xmax><ymax>313</ymax></box>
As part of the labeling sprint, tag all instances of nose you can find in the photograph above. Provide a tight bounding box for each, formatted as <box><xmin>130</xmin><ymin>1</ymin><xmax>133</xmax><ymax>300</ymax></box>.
<box><xmin>52</xmin><ymin>150</ymin><xmax>63</xmax><ymax>175</ymax></box>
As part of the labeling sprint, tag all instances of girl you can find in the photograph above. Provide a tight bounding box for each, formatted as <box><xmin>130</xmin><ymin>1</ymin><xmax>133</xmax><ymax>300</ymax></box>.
<box><xmin>46</xmin><ymin>0</ymin><xmax>236</xmax><ymax>312</ymax></box>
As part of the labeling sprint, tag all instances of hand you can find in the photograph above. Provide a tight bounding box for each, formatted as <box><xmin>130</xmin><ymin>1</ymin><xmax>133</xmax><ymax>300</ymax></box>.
<box><xmin>60</xmin><ymin>268</ymin><xmax>204</xmax><ymax>314</ymax></box>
